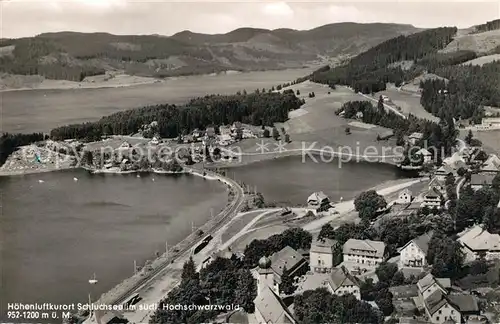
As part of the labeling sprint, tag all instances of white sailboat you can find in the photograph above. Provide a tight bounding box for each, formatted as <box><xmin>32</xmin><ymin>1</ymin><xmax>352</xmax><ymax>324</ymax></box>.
<box><xmin>89</xmin><ymin>273</ymin><xmax>98</xmax><ymax>285</ymax></box>
<box><xmin>73</xmin><ymin>177</ymin><xmax>78</xmax><ymax>182</ymax></box>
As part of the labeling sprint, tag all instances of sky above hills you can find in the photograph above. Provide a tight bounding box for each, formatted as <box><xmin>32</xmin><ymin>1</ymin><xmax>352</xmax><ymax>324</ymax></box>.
<box><xmin>1</xmin><ymin>0</ymin><xmax>499</xmax><ymax>38</ymax></box>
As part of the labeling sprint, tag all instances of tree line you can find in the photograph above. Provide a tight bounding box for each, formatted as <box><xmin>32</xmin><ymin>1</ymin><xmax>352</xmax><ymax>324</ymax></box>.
<box><xmin>50</xmin><ymin>90</ymin><xmax>303</xmax><ymax>141</ymax></box>
<box><xmin>473</xmin><ymin>19</ymin><xmax>500</xmax><ymax>33</ymax></box>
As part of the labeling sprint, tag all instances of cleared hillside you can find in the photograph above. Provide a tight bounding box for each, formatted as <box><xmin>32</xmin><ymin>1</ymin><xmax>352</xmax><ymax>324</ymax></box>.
<box><xmin>0</xmin><ymin>23</ymin><xmax>419</xmax><ymax>82</ymax></box>
<box><xmin>461</xmin><ymin>54</ymin><xmax>500</xmax><ymax>66</ymax></box>
<box><xmin>439</xmin><ymin>29</ymin><xmax>500</xmax><ymax>54</ymax></box>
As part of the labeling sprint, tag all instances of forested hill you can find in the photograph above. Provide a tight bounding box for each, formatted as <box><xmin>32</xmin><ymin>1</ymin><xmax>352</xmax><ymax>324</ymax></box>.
<box><xmin>0</xmin><ymin>23</ymin><xmax>419</xmax><ymax>81</ymax></box>
<box><xmin>311</xmin><ymin>27</ymin><xmax>459</xmax><ymax>92</ymax></box>
<box><xmin>49</xmin><ymin>89</ymin><xmax>303</xmax><ymax>141</ymax></box>
<box><xmin>474</xmin><ymin>19</ymin><xmax>500</xmax><ymax>33</ymax></box>
<box><xmin>310</xmin><ymin>26</ymin><xmax>500</xmax><ymax>122</ymax></box>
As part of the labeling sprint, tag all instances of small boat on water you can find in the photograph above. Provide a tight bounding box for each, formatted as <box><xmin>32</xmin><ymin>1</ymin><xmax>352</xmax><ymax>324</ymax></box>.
<box><xmin>73</xmin><ymin>177</ymin><xmax>78</xmax><ymax>182</ymax></box>
<box><xmin>136</xmin><ymin>174</ymin><xmax>141</xmax><ymax>178</ymax></box>
<box><xmin>38</xmin><ymin>180</ymin><xmax>44</xmax><ymax>183</ymax></box>
<box><xmin>89</xmin><ymin>273</ymin><xmax>98</xmax><ymax>285</ymax></box>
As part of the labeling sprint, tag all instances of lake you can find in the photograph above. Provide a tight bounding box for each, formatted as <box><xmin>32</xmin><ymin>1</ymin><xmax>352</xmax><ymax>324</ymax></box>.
<box><xmin>225</xmin><ymin>155</ymin><xmax>405</xmax><ymax>205</ymax></box>
<box><xmin>0</xmin><ymin>169</ymin><xmax>228</xmax><ymax>321</ymax></box>
<box><xmin>1</xmin><ymin>68</ymin><xmax>314</xmax><ymax>134</ymax></box>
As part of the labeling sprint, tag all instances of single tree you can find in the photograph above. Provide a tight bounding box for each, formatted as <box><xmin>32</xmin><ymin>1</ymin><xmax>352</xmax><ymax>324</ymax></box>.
<box><xmin>279</xmin><ymin>266</ymin><xmax>296</xmax><ymax>295</ymax></box>
<box><xmin>234</xmin><ymin>269</ymin><xmax>257</xmax><ymax>312</ymax></box>
<box><xmin>181</xmin><ymin>257</ymin><xmax>199</xmax><ymax>285</ymax></box>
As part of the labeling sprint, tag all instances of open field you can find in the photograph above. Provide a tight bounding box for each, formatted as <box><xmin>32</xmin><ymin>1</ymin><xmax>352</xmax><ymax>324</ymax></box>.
<box><xmin>439</xmin><ymin>29</ymin><xmax>500</xmax><ymax>54</ymax></box>
<box><xmin>229</xmin><ymin>224</ymin><xmax>291</xmax><ymax>252</ymax></box>
<box><xmin>462</xmin><ymin>54</ymin><xmax>500</xmax><ymax>66</ymax></box>
<box><xmin>220</xmin><ymin>210</ymin><xmax>264</xmax><ymax>244</ymax></box>
<box><xmin>375</xmin><ymin>87</ymin><xmax>439</xmax><ymax>122</ymax></box>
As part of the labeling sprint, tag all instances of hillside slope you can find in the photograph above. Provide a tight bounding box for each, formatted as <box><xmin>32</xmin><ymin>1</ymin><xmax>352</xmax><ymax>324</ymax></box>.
<box><xmin>0</xmin><ymin>23</ymin><xmax>419</xmax><ymax>81</ymax></box>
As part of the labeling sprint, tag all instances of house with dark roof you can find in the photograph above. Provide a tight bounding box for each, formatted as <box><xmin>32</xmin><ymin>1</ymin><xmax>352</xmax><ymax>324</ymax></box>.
<box><xmin>307</xmin><ymin>191</ymin><xmax>331</xmax><ymax>212</ymax></box>
<box><xmin>309</xmin><ymin>237</ymin><xmax>339</xmax><ymax>273</ymax></box>
<box><xmin>268</xmin><ymin>246</ymin><xmax>308</xmax><ymax>289</ymax></box>
<box><xmin>416</xmin><ymin>274</ymin><xmax>479</xmax><ymax>324</ymax></box>
<box><xmin>398</xmin><ymin>232</ymin><xmax>433</xmax><ymax>269</ymax></box>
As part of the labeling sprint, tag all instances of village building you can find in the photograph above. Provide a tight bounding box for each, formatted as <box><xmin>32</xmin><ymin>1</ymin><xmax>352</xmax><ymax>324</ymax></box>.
<box><xmin>149</xmin><ymin>136</ymin><xmax>159</xmax><ymax>145</ymax></box>
<box><xmin>389</xmin><ymin>284</ymin><xmax>419</xmax><ymax>300</ymax></box>
<box><xmin>342</xmin><ymin>239</ymin><xmax>386</xmax><ymax>271</ymax></box>
<box><xmin>307</xmin><ymin>191</ymin><xmax>331</xmax><ymax>212</ymax></box>
<box><xmin>416</xmin><ymin>274</ymin><xmax>479</xmax><ymax>324</ymax></box>
<box><xmin>270</xmin><ymin>246</ymin><xmax>308</xmax><ymax>284</ymax></box>
<box><xmin>458</xmin><ymin>225</ymin><xmax>500</xmax><ymax>262</ymax></box>
<box><xmin>397</xmin><ymin>189</ymin><xmax>413</xmax><ymax>204</ymax></box>
<box><xmin>356</xmin><ymin>111</ymin><xmax>364</xmax><ymax>120</ymax></box>
<box><xmin>470</xmin><ymin>173</ymin><xmax>496</xmax><ymax>191</ymax></box>
<box><xmin>119</xmin><ymin>141</ymin><xmax>131</xmax><ymax>149</ymax></box>
<box><xmin>409</xmin><ymin>132</ymin><xmax>424</xmax><ymax>145</ymax></box>
<box><xmin>309</xmin><ymin>237</ymin><xmax>339</xmax><ymax>273</ymax></box>
<box><xmin>434</xmin><ymin>164</ymin><xmax>455</xmax><ymax>181</ymax></box>
<box><xmin>251</xmin><ymin>246</ymin><xmax>308</xmax><ymax>293</ymax></box>
<box><xmin>416</xmin><ymin>148</ymin><xmax>433</xmax><ymax>163</ymax></box>
<box><xmin>254</xmin><ymin>257</ymin><xmax>296</xmax><ymax>324</ymax></box>
<box><xmin>398</xmin><ymin>232</ymin><xmax>433</xmax><ymax>269</ymax></box>
<box><xmin>428</xmin><ymin>177</ymin><xmax>446</xmax><ymax>192</ymax></box>
<box><xmin>480</xmin><ymin>117</ymin><xmax>500</xmax><ymax>129</ymax></box>
<box><xmin>298</xmin><ymin>266</ymin><xmax>361</xmax><ymax>300</ymax></box>
<box><xmin>420</xmin><ymin>187</ymin><xmax>444</xmax><ymax>209</ymax></box>
<box><xmin>479</xmin><ymin>154</ymin><xmax>500</xmax><ymax>173</ymax></box>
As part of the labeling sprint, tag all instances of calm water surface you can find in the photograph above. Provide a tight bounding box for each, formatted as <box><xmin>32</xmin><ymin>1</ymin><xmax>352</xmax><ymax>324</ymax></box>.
<box><xmin>225</xmin><ymin>155</ymin><xmax>405</xmax><ymax>205</ymax></box>
<box><xmin>1</xmin><ymin>68</ymin><xmax>314</xmax><ymax>133</ymax></box>
<box><xmin>0</xmin><ymin>169</ymin><xmax>227</xmax><ymax>320</ymax></box>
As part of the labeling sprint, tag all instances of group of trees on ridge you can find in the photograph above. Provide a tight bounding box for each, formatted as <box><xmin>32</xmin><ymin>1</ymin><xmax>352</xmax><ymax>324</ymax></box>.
<box><xmin>338</xmin><ymin>100</ymin><xmax>458</xmax><ymax>160</ymax></box>
<box><xmin>50</xmin><ymin>90</ymin><xmax>303</xmax><ymax>141</ymax></box>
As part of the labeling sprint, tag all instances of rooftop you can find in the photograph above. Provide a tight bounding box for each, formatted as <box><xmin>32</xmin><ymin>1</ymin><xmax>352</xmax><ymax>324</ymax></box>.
<box><xmin>458</xmin><ymin>225</ymin><xmax>500</xmax><ymax>251</ymax></box>
<box><xmin>343</xmin><ymin>239</ymin><xmax>385</xmax><ymax>258</ymax></box>
<box><xmin>270</xmin><ymin>246</ymin><xmax>306</xmax><ymax>278</ymax></box>
<box><xmin>254</xmin><ymin>286</ymin><xmax>296</xmax><ymax>324</ymax></box>
<box><xmin>470</xmin><ymin>173</ymin><xmax>496</xmax><ymax>186</ymax></box>
<box><xmin>307</xmin><ymin>191</ymin><xmax>329</xmax><ymax>204</ymax></box>
<box><xmin>399</xmin><ymin>231</ymin><xmax>433</xmax><ymax>255</ymax></box>
<box><xmin>310</xmin><ymin>238</ymin><xmax>338</xmax><ymax>254</ymax></box>
<box><xmin>409</xmin><ymin>132</ymin><xmax>423</xmax><ymax>139</ymax></box>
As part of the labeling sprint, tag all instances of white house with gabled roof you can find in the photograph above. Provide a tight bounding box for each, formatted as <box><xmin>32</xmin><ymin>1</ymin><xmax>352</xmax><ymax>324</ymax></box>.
<box><xmin>398</xmin><ymin>231</ymin><xmax>433</xmax><ymax>269</ymax></box>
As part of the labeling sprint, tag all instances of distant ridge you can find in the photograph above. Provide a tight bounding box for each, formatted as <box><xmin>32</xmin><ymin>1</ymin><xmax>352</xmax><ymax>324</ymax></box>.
<box><xmin>0</xmin><ymin>22</ymin><xmax>420</xmax><ymax>81</ymax></box>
